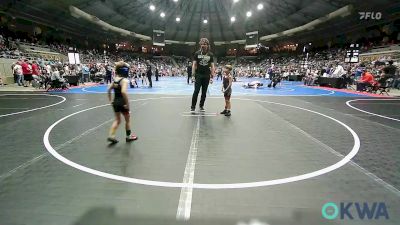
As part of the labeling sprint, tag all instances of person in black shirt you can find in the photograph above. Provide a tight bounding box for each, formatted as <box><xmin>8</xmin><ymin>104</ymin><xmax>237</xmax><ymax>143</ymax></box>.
<box><xmin>187</xmin><ymin>62</ymin><xmax>192</xmax><ymax>84</ymax></box>
<box><xmin>155</xmin><ymin>67</ymin><xmax>159</xmax><ymax>81</ymax></box>
<box><xmin>376</xmin><ymin>60</ymin><xmax>397</xmax><ymax>87</ymax></box>
<box><xmin>146</xmin><ymin>60</ymin><xmax>152</xmax><ymax>88</ymax></box>
<box><xmin>90</xmin><ymin>66</ymin><xmax>97</xmax><ymax>82</ymax></box>
<box><xmin>105</xmin><ymin>63</ymin><xmax>112</xmax><ymax>84</ymax></box>
<box><xmin>191</xmin><ymin>38</ymin><xmax>215</xmax><ymax>112</ymax></box>
<box><xmin>216</xmin><ymin>68</ymin><xmax>222</xmax><ymax>80</ymax></box>
<box><xmin>383</xmin><ymin>60</ymin><xmax>397</xmax><ymax>79</ymax></box>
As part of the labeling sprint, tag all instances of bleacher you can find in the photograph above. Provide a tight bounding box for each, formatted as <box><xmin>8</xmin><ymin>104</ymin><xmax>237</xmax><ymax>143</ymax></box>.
<box><xmin>17</xmin><ymin>42</ymin><xmax>67</xmax><ymax>62</ymax></box>
<box><xmin>366</xmin><ymin>44</ymin><xmax>400</xmax><ymax>53</ymax></box>
<box><xmin>18</xmin><ymin>43</ymin><xmax>52</xmax><ymax>53</ymax></box>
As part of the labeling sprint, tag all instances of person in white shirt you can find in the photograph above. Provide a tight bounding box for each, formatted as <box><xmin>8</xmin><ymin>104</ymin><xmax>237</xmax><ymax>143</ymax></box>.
<box><xmin>13</xmin><ymin>61</ymin><xmax>23</xmax><ymax>86</ymax></box>
<box><xmin>304</xmin><ymin>68</ymin><xmax>318</xmax><ymax>86</ymax></box>
<box><xmin>282</xmin><ymin>71</ymin><xmax>289</xmax><ymax>80</ymax></box>
<box><xmin>64</xmin><ymin>65</ymin><xmax>70</xmax><ymax>76</ymax></box>
<box><xmin>46</xmin><ymin>64</ymin><xmax>51</xmax><ymax>76</ymax></box>
<box><xmin>332</xmin><ymin>62</ymin><xmax>346</xmax><ymax>78</ymax></box>
<box><xmin>50</xmin><ymin>66</ymin><xmax>65</xmax><ymax>82</ymax></box>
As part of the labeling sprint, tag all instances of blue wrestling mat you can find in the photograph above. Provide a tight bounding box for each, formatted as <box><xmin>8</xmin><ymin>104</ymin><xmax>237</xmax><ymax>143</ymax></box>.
<box><xmin>61</xmin><ymin>77</ymin><xmax>367</xmax><ymax>97</ymax></box>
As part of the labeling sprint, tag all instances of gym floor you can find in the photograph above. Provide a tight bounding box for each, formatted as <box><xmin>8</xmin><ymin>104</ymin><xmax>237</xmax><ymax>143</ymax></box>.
<box><xmin>0</xmin><ymin>77</ymin><xmax>399</xmax><ymax>225</ymax></box>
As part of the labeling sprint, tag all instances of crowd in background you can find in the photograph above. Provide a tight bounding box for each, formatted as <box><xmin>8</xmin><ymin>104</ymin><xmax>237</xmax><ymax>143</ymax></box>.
<box><xmin>3</xmin><ymin>45</ymin><xmax>400</xmax><ymax>91</ymax></box>
<box><xmin>1</xmin><ymin>24</ymin><xmax>399</xmax><ymax>91</ymax></box>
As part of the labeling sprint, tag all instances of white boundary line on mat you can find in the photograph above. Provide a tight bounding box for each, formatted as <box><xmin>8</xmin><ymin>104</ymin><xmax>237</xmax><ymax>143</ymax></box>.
<box><xmin>43</xmin><ymin>96</ymin><xmax>361</xmax><ymax>189</ymax></box>
<box><xmin>0</xmin><ymin>94</ymin><xmax>66</xmax><ymax>118</ymax></box>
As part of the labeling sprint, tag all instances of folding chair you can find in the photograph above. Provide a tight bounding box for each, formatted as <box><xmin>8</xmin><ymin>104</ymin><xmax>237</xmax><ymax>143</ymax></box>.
<box><xmin>345</xmin><ymin>76</ymin><xmax>356</xmax><ymax>90</ymax></box>
<box><xmin>377</xmin><ymin>78</ymin><xmax>394</xmax><ymax>96</ymax></box>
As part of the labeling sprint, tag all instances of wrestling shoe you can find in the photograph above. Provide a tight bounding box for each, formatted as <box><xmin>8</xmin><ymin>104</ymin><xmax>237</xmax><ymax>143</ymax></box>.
<box><xmin>220</xmin><ymin>109</ymin><xmax>227</xmax><ymax>114</ymax></box>
<box><xmin>107</xmin><ymin>137</ymin><xmax>119</xmax><ymax>144</ymax></box>
<box><xmin>126</xmin><ymin>134</ymin><xmax>138</xmax><ymax>142</ymax></box>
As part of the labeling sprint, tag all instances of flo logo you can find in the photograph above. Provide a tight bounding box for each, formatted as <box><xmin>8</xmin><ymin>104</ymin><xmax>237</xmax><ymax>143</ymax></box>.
<box><xmin>359</xmin><ymin>12</ymin><xmax>382</xmax><ymax>20</ymax></box>
<box><xmin>322</xmin><ymin>202</ymin><xmax>389</xmax><ymax>220</ymax></box>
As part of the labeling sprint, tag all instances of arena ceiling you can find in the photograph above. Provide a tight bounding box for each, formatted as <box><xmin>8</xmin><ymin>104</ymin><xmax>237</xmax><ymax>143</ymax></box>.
<box><xmin>1</xmin><ymin>0</ymin><xmax>398</xmax><ymax>44</ymax></box>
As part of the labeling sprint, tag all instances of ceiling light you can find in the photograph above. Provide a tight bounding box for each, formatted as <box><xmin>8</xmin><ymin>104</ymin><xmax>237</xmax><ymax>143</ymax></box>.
<box><xmin>176</xmin><ymin>17</ymin><xmax>180</xmax><ymax>22</ymax></box>
<box><xmin>173</xmin><ymin>0</ymin><xmax>178</xmax><ymax>2</ymax></box>
<box><xmin>233</xmin><ymin>0</ymin><xmax>239</xmax><ymax>3</ymax></box>
<box><xmin>246</xmin><ymin>11</ymin><xmax>252</xmax><ymax>17</ymax></box>
<box><xmin>203</xmin><ymin>19</ymin><xmax>208</xmax><ymax>24</ymax></box>
<box><xmin>149</xmin><ymin>4</ymin><xmax>155</xmax><ymax>11</ymax></box>
<box><xmin>160</xmin><ymin>12</ymin><xmax>165</xmax><ymax>17</ymax></box>
<box><xmin>257</xmin><ymin>3</ymin><xmax>263</xmax><ymax>10</ymax></box>
<box><xmin>230</xmin><ymin>16</ymin><xmax>236</xmax><ymax>22</ymax></box>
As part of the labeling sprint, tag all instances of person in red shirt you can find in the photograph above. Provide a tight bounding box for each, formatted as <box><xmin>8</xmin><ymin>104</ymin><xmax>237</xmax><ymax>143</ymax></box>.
<box><xmin>31</xmin><ymin>61</ymin><xmax>41</xmax><ymax>77</ymax></box>
<box><xmin>31</xmin><ymin>61</ymin><xmax>42</xmax><ymax>88</ymax></box>
<box><xmin>356</xmin><ymin>68</ymin><xmax>376</xmax><ymax>91</ymax></box>
<box><xmin>21</xmin><ymin>59</ymin><xmax>33</xmax><ymax>87</ymax></box>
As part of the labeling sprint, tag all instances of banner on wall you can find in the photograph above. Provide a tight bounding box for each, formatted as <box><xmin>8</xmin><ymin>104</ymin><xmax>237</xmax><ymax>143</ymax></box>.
<box><xmin>359</xmin><ymin>50</ymin><xmax>399</xmax><ymax>63</ymax></box>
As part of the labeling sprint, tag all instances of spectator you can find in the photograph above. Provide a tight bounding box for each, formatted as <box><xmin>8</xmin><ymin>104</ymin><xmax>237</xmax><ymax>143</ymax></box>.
<box><xmin>383</xmin><ymin>60</ymin><xmax>397</xmax><ymax>79</ymax></box>
<box><xmin>32</xmin><ymin>61</ymin><xmax>41</xmax><ymax>79</ymax></box>
<box><xmin>13</xmin><ymin>61</ymin><xmax>23</xmax><ymax>86</ymax></box>
<box><xmin>21</xmin><ymin>59</ymin><xmax>33</xmax><ymax>87</ymax></box>
<box><xmin>145</xmin><ymin>60</ymin><xmax>153</xmax><ymax>88</ymax></box>
<box><xmin>187</xmin><ymin>62</ymin><xmax>192</xmax><ymax>84</ymax></box>
<box><xmin>82</xmin><ymin>64</ymin><xmax>90</xmax><ymax>83</ymax></box>
<box><xmin>356</xmin><ymin>68</ymin><xmax>376</xmax><ymax>91</ymax></box>
<box><xmin>104</xmin><ymin>63</ymin><xmax>112</xmax><ymax>84</ymax></box>
<box><xmin>331</xmin><ymin>62</ymin><xmax>346</xmax><ymax>78</ymax></box>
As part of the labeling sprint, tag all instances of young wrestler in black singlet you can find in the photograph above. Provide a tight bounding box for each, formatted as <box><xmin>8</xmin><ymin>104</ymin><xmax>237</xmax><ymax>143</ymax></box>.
<box><xmin>107</xmin><ymin>61</ymin><xmax>138</xmax><ymax>144</ymax></box>
<box><xmin>220</xmin><ymin>65</ymin><xmax>233</xmax><ymax>117</ymax></box>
